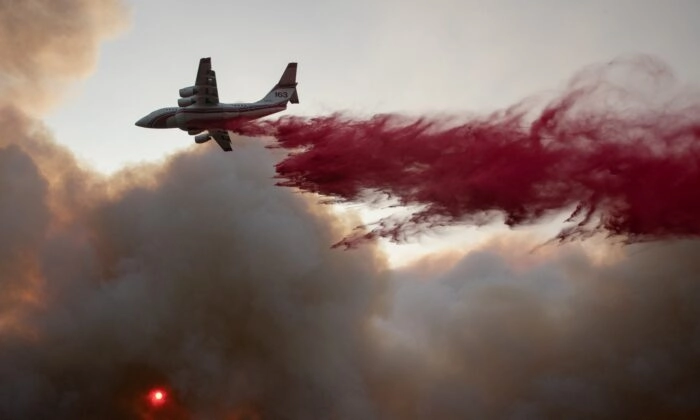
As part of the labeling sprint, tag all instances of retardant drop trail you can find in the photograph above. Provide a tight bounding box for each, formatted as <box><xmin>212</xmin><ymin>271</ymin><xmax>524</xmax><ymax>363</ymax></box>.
<box><xmin>235</xmin><ymin>57</ymin><xmax>700</xmax><ymax>247</ymax></box>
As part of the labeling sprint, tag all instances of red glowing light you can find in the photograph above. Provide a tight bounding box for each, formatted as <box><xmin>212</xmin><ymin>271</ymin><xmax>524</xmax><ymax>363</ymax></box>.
<box><xmin>148</xmin><ymin>388</ymin><xmax>167</xmax><ymax>407</ymax></box>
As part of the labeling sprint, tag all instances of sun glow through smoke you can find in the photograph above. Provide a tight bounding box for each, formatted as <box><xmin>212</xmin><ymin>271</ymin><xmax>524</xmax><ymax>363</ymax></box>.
<box><xmin>148</xmin><ymin>388</ymin><xmax>167</xmax><ymax>407</ymax></box>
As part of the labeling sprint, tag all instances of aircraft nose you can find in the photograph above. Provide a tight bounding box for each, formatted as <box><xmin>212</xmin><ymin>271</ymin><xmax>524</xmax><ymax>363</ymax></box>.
<box><xmin>135</xmin><ymin>116</ymin><xmax>149</xmax><ymax>127</ymax></box>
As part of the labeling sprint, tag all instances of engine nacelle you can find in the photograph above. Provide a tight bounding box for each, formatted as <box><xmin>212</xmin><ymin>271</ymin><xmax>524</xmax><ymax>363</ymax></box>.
<box><xmin>188</xmin><ymin>129</ymin><xmax>203</xmax><ymax>135</ymax></box>
<box><xmin>194</xmin><ymin>133</ymin><xmax>211</xmax><ymax>144</ymax></box>
<box><xmin>178</xmin><ymin>97</ymin><xmax>195</xmax><ymax>107</ymax></box>
<box><xmin>179</xmin><ymin>86</ymin><xmax>198</xmax><ymax>97</ymax></box>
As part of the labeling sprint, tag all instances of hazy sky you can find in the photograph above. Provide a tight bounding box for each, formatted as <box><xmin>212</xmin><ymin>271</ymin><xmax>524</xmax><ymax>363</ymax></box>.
<box><xmin>45</xmin><ymin>0</ymin><xmax>700</xmax><ymax>174</ymax></box>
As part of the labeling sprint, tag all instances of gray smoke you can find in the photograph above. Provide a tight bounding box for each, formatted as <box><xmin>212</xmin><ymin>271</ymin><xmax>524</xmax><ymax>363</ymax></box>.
<box><xmin>372</xmin><ymin>239</ymin><xmax>700</xmax><ymax>419</ymax></box>
<box><xmin>0</xmin><ymin>0</ymin><xmax>128</xmax><ymax>113</ymax></box>
<box><xmin>3</xmin><ymin>131</ymin><xmax>700</xmax><ymax>418</ymax></box>
<box><xmin>0</xmin><ymin>130</ymin><xmax>387</xmax><ymax>419</ymax></box>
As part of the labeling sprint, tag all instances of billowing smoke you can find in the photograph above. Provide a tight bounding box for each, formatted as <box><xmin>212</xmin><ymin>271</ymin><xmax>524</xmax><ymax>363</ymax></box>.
<box><xmin>372</xmin><ymin>238</ymin><xmax>700</xmax><ymax>419</ymax></box>
<box><xmin>3</xmin><ymin>128</ymin><xmax>700</xmax><ymax>418</ymax></box>
<box><xmin>0</xmin><ymin>0</ymin><xmax>128</xmax><ymax>114</ymax></box>
<box><xmin>0</xmin><ymin>131</ymin><xmax>387</xmax><ymax>418</ymax></box>
<box><xmin>236</xmin><ymin>56</ymin><xmax>700</xmax><ymax>247</ymax></box>
<box><xmin>1</xmin><ymin>2</ymin><xmax>700</xmax><ymax>418</ymax></box>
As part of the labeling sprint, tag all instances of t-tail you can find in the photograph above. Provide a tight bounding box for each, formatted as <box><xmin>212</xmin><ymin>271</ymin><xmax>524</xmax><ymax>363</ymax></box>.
<box><xmin>258</xmin><ymin>63</ymin><xmax>299</xmax><ymax>105</ymax></box>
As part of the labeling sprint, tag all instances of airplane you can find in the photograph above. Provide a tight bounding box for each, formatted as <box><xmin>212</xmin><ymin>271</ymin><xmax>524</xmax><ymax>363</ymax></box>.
<box><xmin>135</xmin><ymin>57</ymin><xmax>299</xmax><ymax>151</ymax></box>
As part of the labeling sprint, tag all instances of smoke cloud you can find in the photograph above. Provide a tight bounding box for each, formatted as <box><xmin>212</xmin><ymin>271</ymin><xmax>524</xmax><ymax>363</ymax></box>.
<box><xmin>0</xmin><ymin>0</ymin><xmax>128</xmax><ymax>113</ymax></box>
<box><xmin>1</xmin><ymin>2</ymin><xmax>699</xmax><ymax>418</ymax></box>
<box><xmin>235</xmin><ymin>56</ymin><xmax>700</xmax><ymax>247</ymax></box>
<box><xmin>372</xmin><ymin>238</ymin><xmax>700</xmax><ymax>419</ymax></box>
<box><xmin>0</xmin><ymin>131</ymin><xmax>387</xmax><ymax>418</ymax></box>
<box><xmin>3</xmin><ymin>123</ymin><xmax>700</xmax><ymax>418</ymax></box>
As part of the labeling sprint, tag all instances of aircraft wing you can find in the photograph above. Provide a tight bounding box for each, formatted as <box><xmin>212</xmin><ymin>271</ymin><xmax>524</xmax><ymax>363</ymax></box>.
<box><xmin>193</xmin><ymin>57</ymin><xmax>219</xmax><ymax>106</ymax></box>
<box><xmin>210</xmin><ymin>130</ymin><xmax>232</xmax><ymax>151</ymax></box>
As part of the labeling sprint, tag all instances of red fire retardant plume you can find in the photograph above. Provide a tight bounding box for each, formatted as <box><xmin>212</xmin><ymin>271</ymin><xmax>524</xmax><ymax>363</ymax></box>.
<box><xmin>232</xmin><ymin>57</ymin><xmax>700</xmax><ymax>247</ymax></box>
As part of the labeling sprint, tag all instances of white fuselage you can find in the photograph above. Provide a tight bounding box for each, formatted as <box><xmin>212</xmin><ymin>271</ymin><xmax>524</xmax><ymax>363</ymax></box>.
<box><xmin>135</xmin><ymin>102</ymin><xmax>287</xmax><ymax>131</ymax></box>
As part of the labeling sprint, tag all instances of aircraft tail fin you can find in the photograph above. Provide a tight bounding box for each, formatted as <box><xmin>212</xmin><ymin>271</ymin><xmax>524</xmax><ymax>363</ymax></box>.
<box><xmin>258</xmin><ymin>62</ymin><xmax>299</xmax><ymax>105</ymax></box>
<box><xmin>278</xmin><ymin>62</ymin><xmax>297</xmax><ymax>86</ymax></box>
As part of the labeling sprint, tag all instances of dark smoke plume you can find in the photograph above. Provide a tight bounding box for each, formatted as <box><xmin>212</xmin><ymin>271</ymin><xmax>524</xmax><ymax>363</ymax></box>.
<box><xmin>0</xmin><ymin>131</ymin><xmax>387</xmax><ymax>418</ymax></box>
<box><xmin>235</xmin><ymin>56</ymin><xmax>700</xmax><ymax>247</ymax></box>
<box><xmin>3</xmin><ymin>122</ymin><xmax>700</xmax><ymax>418</ymax></box>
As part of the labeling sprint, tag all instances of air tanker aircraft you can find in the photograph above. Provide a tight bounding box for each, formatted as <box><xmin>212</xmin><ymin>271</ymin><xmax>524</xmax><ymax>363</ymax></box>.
<box><xmin>135</xmin><ymin>57</ymin><xmax>299</xmax><ymax>151</ymax></box>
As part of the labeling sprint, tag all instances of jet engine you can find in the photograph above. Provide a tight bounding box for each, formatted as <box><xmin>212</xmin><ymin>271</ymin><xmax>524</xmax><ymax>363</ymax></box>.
<box><xmin>178</xmin><ymin>97</ymin><xmax>196</xmax><ymax>107</ymax></box>
<box><xmin>194</xmin><ymin>133</ymin><xmax>211</xmax><ymax>144</ymax></box>
<box><xmin>179</xmin><ymin>86</ymin><xmax>197</xmax><ymax>97</ymax></box>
